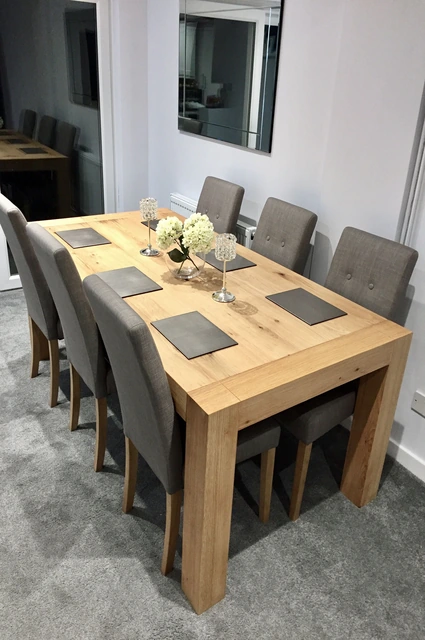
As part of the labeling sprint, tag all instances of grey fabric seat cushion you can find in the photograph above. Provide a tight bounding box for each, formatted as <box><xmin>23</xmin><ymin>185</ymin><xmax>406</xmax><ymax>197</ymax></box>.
<box><xmin>325</xmin><ymin>227</ymin><xmax>418</xmax><ymax>322</ymax></box>
<box><xmin>277</xmin><ymin>383</ymin><xmax>357</xmax><ymax>445</ymax></box>
<box><xmin>251</xmin><ymin>197</ymin><xmax>318</xmax><ymax>274</ymax></box>
<box><xmin>0</xmin><ymin>195</ymin><xmax>60</xmax><ymax>340</ymax></box>
<box><xmin>236</xmin><ymin>418</ymin><xmax>281</xmax><ymax>464</ymax></box>
<box><xmin>197</xmin><ymin>176</ymin><xmax>245</xmax><ymax>235</ymax></box>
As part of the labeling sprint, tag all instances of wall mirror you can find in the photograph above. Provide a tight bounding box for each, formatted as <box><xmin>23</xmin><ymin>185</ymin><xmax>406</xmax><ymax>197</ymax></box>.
<box><xmin>179</xmin><ymin>0</ymin><xmax>283</xmax><ymax>152</ymax></box>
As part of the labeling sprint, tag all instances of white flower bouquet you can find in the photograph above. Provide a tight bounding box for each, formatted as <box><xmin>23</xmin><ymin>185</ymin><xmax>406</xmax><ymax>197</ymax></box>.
<box><xmin>156</xmin><ymin>213</ymin><xmax>214</xmax><ymax>273</ymax></box>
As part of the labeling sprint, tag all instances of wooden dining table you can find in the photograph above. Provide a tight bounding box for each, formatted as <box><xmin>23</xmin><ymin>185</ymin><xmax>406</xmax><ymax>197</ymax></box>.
<box><xmin>0</xmin><ymin>130</ymin><xmax>71</xmax><ymax>217</ymax></box>
<box><xmin>39</xmin><ymin>209</ymin><xmax>412</xmax><ymax>614</ymax></box>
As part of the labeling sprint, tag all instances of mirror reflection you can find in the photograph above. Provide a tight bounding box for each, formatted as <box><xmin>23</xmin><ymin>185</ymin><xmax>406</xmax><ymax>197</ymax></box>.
<box><xmin>179</xmin><ymin>0</ymin><xmax>282</xmax><ymax>152</ymax></box>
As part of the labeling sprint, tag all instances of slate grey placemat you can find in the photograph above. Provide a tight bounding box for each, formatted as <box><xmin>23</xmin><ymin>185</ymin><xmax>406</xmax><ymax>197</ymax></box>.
<box><xmin>151</xmin><ymin>310</ymin><xmax>237</xmax><ymax>359</ymax></box>
<box><xmin>204</xmin><ymin>251</ymin><xmax>256</xmax><ymax>272</ymax></box>
<box><xmin>55</xmin><ymin>228</ymin><xmax>111</xmax><ymax>249</ymax></box>
<box><xmin>20</xmin><ymin>147</ymin><xmax>48</xmax><ymax>154</ymax></box>
<box><xmin>97</xmin><ymin>266</ymin><xmax>162</xmax><ymax>298</ymax></box>
<box><xmin>7</xmin><ymin>138</ymin><xmax>26</xmax><ymax>144</ymax></box>
<box><xmin>141</xmin><ymin>219</ymin><xmax>159</xmax><ymax>231</ymax></box>
<box><xmin>266</xmin><ymin>288</ymin><xmax>347</xmax><ymax>325</ymax></box>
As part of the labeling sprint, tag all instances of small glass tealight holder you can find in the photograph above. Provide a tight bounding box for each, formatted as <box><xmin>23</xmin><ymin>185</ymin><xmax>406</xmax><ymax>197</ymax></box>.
<box><xmin>140</xmin><ymin>197</ymin><xmax>160</xmax><ymax>256</ymax></box>
<box><xmin>212</xmin><ymin>233</ymin><xmax>237</xmax><ymax>303</ymax></box>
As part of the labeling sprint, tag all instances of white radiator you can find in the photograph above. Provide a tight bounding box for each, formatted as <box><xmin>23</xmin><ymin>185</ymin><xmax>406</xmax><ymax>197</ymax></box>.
<box><xmin>169</xmin><ymin>192</ymin><xmax>257</xmax><ymax>248</ymax></box>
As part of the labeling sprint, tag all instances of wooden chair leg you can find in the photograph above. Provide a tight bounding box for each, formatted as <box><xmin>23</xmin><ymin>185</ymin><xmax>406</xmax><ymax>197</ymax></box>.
<box><xmin>289</xmin><ymin>441</ymin><xmax>312</xmax><ymax>522</ymax></box>
<box><xmin>259</xmin><ymin>448</ymin><xmax>276</xmax><ymax>523</ymax></box>
<box><xmin>48</xmin><ymin>339</ymin><xmax>59</xmax><ymax>408</ymax></box>
<box><xmin>122</xmin><ymin>436</ymin><xmax>138</xmax><ymax>513</ymax></box>
<box><xmin>161</xmin><ymin>489</ymin><xmax>183</xmax><ymax>576</ymax></box>
<box><xmin>29</xmin><ymin>316</ymin><xmax>48</xmax><ymax>378</ymax></box>
<box><xmin>69</xmin><ymin>363</ymin><xmax>81</xmax><ymax>431</ymax></box>
<box><xmin>94</xmin><ymin>397</ymin><xmax>108</xmax><ymax>472</ymax></box>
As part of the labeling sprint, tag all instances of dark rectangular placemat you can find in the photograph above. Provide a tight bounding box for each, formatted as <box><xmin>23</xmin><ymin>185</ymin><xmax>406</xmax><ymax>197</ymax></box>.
<box><xmin>152</xmin><ymin>311</ymin><xmax>237</xmax><ymax>359</ymax></box>
<box><xmin>204</xmin><ymin>251</ymin><xmax>256</xmax><ymax>272</ymax></box>
<box><xmin>266</xmin><ymin>288</ymin><xmax>347</xmax><ymax>325</ymax></box>
<box><xmin>55</xmin><ymin>228</ymin><xmax>111</xmax><ymax>249</ymax></box>
<box><xmin>97</xmin><ymin>266</ymin><xmax>162</xmax><ymax>298</ymax></box>
<box><xmin>7</xmin><ymin>138</ymin><xmax>26</xmax><ymax>144</ymax></box>
<box><xmin>20</xmin><ymin>147</ymin><xmax>48</xmax><ymax>154</ymax></box>
<box><xmin>141</xmin><ymin>219</ymin><xmax>159</xmax><ymax>231</ymax></box>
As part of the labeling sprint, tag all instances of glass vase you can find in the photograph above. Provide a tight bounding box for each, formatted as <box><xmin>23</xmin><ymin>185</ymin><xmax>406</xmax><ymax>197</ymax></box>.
<box><xmin>165</xmin><ymin>251</ymin><xmax>206</xmax><ymax>280</ymax></box>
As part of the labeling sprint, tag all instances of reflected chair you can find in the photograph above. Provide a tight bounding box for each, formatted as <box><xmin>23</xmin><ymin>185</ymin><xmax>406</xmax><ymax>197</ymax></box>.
<box><xmin>197</xmin><ymin>176</ymin><xmax>245</xmax><ymax>234</ymax></box>
<box><xmin>251</xmin><ymin>197</ymin><xmax>318</xmax><ymax>274</ymax></box>
<box><xmin>277</xmin><ymin>227</ymin><xmax>418</xmax><ymax>520</ymax></box>
<box><xmin>0</xmin><ymin>195</ymin><xmax>62</xmax><ymax>407</ymax></box>
<box><xmin>83</xmin><ymin>274</ymin><xmax>281</xmax><ymax>574</ymax></box>
<box><xmin>18</xmin><ymin>109</ymin><xmax>37</xmax><ymax>138</ymax></box>
<box><xmin>27</xmin><ymin>224</ymin><xmax>113</xmax><ymax>471</ymax></box>
<box><xmin>54</xmin><ymin>121</ymin><xmax>78</xmax><ymax>157</ymax></box>
<box><xmin>37</xmin><ymin>115</ymin><xmax>57</xmax><ymax>147</ymax></box>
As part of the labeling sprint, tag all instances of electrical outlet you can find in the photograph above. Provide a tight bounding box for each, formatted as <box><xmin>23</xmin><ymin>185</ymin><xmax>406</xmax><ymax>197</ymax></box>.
<box><xmin>411</xmin><ymin>390</ymin><xmax>425</xmax><ymax>417</ymax></box>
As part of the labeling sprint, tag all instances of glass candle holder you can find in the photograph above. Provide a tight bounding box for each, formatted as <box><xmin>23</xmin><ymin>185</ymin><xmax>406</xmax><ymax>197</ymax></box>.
<box><xmin>140</xmin><ymin>197</ymin><xmax>160</xmax><ymax>256</ymax></box>
<box><xmin>212</xmin><ymin>233</ymin><xmax>237</xmax><ymax>303</ymax></box>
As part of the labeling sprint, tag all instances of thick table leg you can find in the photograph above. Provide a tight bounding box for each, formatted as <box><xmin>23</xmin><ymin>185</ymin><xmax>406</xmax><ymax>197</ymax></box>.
<box><xmin>56</xmin><ymin>161</ymin><xmax>71</xmax><ymax>218</ymax></box>
<box><xmin>341</xmin><ymin>334</ymin><xmax>411</xmax><ymax>507</ymax></box>
<box><xmin>182</xmin><ymin>395</ymin><xmax>239</xmax><ymax>615</ymax></box>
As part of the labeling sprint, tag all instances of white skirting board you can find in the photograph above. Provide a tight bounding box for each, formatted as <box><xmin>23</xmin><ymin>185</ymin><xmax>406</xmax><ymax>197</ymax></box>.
<box><xmin>387</xmin><ymin>438</ymin><xmax>425</xmax><ymax>483</ymax></box>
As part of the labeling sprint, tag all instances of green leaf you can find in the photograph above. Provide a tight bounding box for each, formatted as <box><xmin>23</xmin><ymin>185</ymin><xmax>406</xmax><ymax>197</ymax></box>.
<box><xmin>168</xmin><ymin>248</ymin><xmax>187</xmax><ymax>263</ymax></box>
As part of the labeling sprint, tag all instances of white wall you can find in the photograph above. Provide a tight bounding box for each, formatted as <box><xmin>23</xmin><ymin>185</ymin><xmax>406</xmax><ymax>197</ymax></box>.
<box><xmin>111</xmin><ymin>0</ymin><xmax>149</xmax><ymax>211</ymax></box>
<box><xmin>146</xmin><ymin>0</ymin><xmax>425</xmax><ymax>479</ymax></box>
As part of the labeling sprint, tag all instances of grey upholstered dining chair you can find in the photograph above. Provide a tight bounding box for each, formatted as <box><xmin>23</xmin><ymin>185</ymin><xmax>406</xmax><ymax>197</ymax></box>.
<box><xmin>37</xmin><ymin>115</ymin><xmax>57</xmax><ymax>147</ymax></box>
<box><xmin>197</xmin><ymin>176</ymin><xmax>245</xmax><ymax>234</ymax></box>
<box><xmin>54</xmin><ymin>121</ymin><xmax>78</xmax><ymax>157</ymax></box>
<box><xmin>18</xmin><ymin>109</ymin><xmax>37</xmax><ymax>138</ymax></box>
<box><xmin>277</xmin><ymin>227</ymin><xmax>418</xmax><ymax>521</ymax></box>
<box><xmin>0</xmin><ymin>195</ymin><xmax>62</xmax><ymax>407</ymax></box>
<box><xmin>83</xmin><ymin>274</ymin><xmax>281</xmax><ymax>574</ymax></box>
<box><xmin>251</xmin><ymin>197</ymin><xmax>318</xmax><ymax>274</ymax></box>
<box><xmin>27</xmin><ymin>224</ymin><xmax>113</xmax><ymax>472</ymax></box>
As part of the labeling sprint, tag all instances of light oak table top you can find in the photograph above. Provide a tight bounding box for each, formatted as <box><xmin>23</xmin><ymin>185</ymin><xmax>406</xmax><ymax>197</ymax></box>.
<box><xmin>40</xmin><ymin>210</ymin><xmax>412</xmax><ymax>613</ymax></box>
<box><xmin>0</xmin><ymin>130</ymin><xmax>71</xmax><ymax>217</ymax></box>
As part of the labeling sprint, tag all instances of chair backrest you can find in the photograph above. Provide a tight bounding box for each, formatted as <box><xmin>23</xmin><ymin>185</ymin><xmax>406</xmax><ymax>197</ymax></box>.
<box><xmin>54</xmin><ymin>121</ymin><xmax>77</xmax><ymax>157</ymax></box>
<box><xmin>251</xmin><ymin>197</ymin><xmax>318</xmax><ymax>274</ymax></box>
<box><xmin>83</xmin><ymin>274</ymin><xmax>183</xmax><ymax>494</ymax></box>
<box><xmin>325</xmin><ymin>227</ymin><xmax>419</xmax><ymax>322</ymax></box>
<box><xmin>178</xmin><ymin>116</ymin><xmax>203</xmax><ymax>135</ymax></box>
<box><xmin>18</xmin><ymin>109</ymin><xmax>37</xmax><ymax>138</ymax></box>
<box><xmin>27</xmin><ymin>224</ymin><xmax>107</xmax><ymax>396</ymax></box>
<box><xmin>0</xmin><ymin>194</ymin><xmax>58</xmax><ymax>339</ymax></box>
<box><xmin>197</xmin><ymin>176</ymin><xmax>245</xmax><ymax>234</ymax></box>
<box><xmin>37</xmin><ymin>115</ymin><xmax>57</xmax><ymax>147</ymax></box>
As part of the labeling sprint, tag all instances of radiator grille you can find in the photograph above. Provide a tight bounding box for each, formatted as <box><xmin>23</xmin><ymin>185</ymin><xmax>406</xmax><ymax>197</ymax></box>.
<box><xmin>169</xmin><ymin>192</ymin><xmax>257</xmax><ymax>248</ymax></box>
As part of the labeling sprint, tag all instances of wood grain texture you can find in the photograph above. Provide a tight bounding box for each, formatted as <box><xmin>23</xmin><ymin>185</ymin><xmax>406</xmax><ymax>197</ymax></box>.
<box><xmin>48</xmin><ymin>339</ymin><xmax>59</xmax><ymax>408</ymax></box>
<box><xmin>38</xmin><ymin>210</ymin><xmax>413</xmax><ymax>614</ymax></box>
<box><xmin>69</xmin><ymin>363</ymin><xmax>81</xmax><ymax>432</ymax></box>
<box><xmin>0</xmin><ymin>131</ymin><xmax>71</xmax><ymax>217</ymax></box>
<box><xmin>340</xmin><ymin>332</ymin><xmax>412</xmax><ymax>506</ymax></box>
<box><xmin>289</xmin><ymin>442</ymin><xmax>313</xmax><ymax>522</ymax></box>
<box><xmin>94</xmin><ymin>397</ymin><xmax>107</xmax><ymax>472</ymax></box>
<box><xmin>28</xmin><ymin>316</ymin><xmax>47</xmax><ymax>378</ymax></box>
<box><xmin>259</xmin><ymin>448</ymin><xmax>276</xmax><ymax>523</ymax></box>
<box><xmin>122</xmin><ymin>436</ymin><xmax>138</xmax><ymax>513</ymax></box>
<box><xmin>161</xmin><ymin>490</ymin><xmax>183</xmax><ymax>576</ymax></box>
<box><xmin>182</xmin><ymin>394</ymin><xmax>239</xmax><ymax>614</ymax></box>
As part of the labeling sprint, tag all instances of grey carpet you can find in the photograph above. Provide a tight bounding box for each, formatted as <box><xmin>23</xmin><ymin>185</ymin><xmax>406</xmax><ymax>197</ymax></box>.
<box><xmin>1</xmin><ymin>288</ymin><xmax>424</xmax><ymax>640</ymax></box>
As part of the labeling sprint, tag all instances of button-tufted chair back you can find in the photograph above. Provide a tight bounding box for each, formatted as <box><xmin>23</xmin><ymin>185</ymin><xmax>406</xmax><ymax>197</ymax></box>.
<box><xmin>325</xmin><ymin>227</ymin><xmax>418</xmax><ymax>322</ymax></box>
<box><xmin>197</xmin><ymin>176</ymin><xmax>244</xmax><ymax>234</ymax></box>
<box><xmin>251</xmin><ymin>197</ymin><xmax>318</xmax><ymax>274</ymax></box>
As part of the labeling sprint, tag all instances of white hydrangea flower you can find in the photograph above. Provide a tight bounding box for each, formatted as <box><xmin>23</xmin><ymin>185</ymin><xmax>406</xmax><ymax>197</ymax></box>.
<box><xmin>156</xmin><ymin>217</ymin><xmax>184</xmax><ymax>250</ymax></box>
<box><xmin>182</xmin><ymin>213</ymin><xmax>214</xmax><ymax>253</ymax></box>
